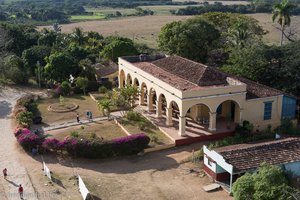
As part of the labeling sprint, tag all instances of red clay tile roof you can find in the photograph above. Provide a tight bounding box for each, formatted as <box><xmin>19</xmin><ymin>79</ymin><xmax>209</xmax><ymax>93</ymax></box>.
<box><xmin>133</xmin><ymin>62</ymin><xmax>201</xmax><ymax>91</ymax></box>
<box><xmin>233</xmin><ymin>76</ymin><xmax>284</xmax><ymax>99</ymax></box>
<box><xmin>152</xmin><ymin>56</ymin><xmax>228</xmax><ymax>87</ymax></box>
<box><xmin>214</xmin><ymin>137</ymin><xmax>300</xmax><ymax>173</ymax></box>
<box><xmin>123</xmin><ymin>55</ymin><xmax>285</xmax><ymax>99</ymax></box>
<box><xmin>94</xmin><ymin>62</ymin><xmax>118</xmax><ymax>77</ymax></box>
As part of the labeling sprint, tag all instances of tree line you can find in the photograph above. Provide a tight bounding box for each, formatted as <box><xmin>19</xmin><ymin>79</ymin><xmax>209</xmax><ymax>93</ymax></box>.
<box><xmin>172</xmin><ymin>1</ymin><xmax>300</xmax><ymax>16</ymax></box>
<box><xmin>159</xmin><ymin>1</ymin><xmax>300</xmax><ymax>96</ymax></box>
<box><xmin>0</xmin><ymin>23</ymin><xmax>146</xmax><ymax>87</ymax></box>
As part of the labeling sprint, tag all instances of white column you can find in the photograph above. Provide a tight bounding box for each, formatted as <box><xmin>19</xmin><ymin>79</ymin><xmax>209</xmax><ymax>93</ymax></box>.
<box><xmin>156</xmin><ymin>100</ymin><xmax>162</xmax><ymax>118</ymax></box>
<box><xmin>166</xmin><ymin>107</ymin><xmax>173</xmax><ymax>126</ymax></box>
<box><xmin>239</xmin><ymin>108</ymin><xmax>244</xmax><ymax>125</ymax></box>
<box><xmin>147</xmin><ymin>93</ymin><xmax>153</xmax><ymax>111</ymax></box>
<box><xmin>139</xmin><ymin>90</ymin><xmax>145</xmax><ymax>105</ymax></box>
<box><xmin>209</xmin><ymin>112</ymin><xmax>217</xmax><ymax>131</ymax></box>
<box><xmin>178</xmin><ymin>116</ymin><xmax>186</xmax><ymax>136</ymax></box>
<box><xmin>118</xmin><ymin>73</ymin><xmax>123</xmax><ymax>88</ymax></box>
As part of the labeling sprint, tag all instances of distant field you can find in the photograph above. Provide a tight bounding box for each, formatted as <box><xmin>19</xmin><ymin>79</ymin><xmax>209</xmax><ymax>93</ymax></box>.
<box><xmin>70</xmin><ymin>14</ymin><xmax>105</xmax><ymax>21</ymax></box>
<box><xmin>38</xmin><ymin>15</ymin><xmax>192</xmax><ymax>48</ymax></box>
<box><xmin>85</xmin><ymin>7</ymin><xmax>137</xmax><ymax>16</ymax></box>
<box><xmin>246</xmin><ymin>13</ymin><xmax>300</xmax><ymax>44</ymax></box>
<box><xmin>38</xmin><ymin>13</ymin><xmax>300</xmax><ymax>49</ymax></box>
<box><xmin>140</xmin><ymin>5</ymin><xmax>200</xmax><ymax>15</ymax></box>
<box><xmin>172</xmin><ymin>0</ymin><xmax>250</xmax><ymax>4</ymax></box>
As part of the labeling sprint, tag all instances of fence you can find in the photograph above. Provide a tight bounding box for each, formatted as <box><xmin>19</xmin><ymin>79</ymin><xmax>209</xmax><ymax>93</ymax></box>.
<box><xmin>78</xmin><ymin>175</ymin><xmax>90</xmax><ymax>200</ymax></box>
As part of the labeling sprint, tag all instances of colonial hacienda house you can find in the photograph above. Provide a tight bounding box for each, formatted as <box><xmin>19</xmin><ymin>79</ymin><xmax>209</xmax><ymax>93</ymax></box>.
<box><xmin>203</xmin><ymin>137</ymin><xmax>300</xmax><ymax>192</ymax></box>
<box><xmin>118</xmin><ymin>55</ymin><xmax>297</xmax><ymax>143</ymax></box>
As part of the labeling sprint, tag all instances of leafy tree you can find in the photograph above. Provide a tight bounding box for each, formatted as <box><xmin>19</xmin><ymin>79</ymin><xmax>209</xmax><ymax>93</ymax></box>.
<box><xmin>232</xmin><ymin>173</ymin><xmax>255</xmax><ymax>200</ymax></box>
<box><xmin>100</xmin><ymin>37</ymin><xmax>138</xmax><ymax>62</ymax></box>
<box><xmin>44</xmin><ymin>52</ymin><xmax>79</xmax><ymax>82</ymax></box>
<box><xmin>1</xmin><ymin>24</ymin><xmax>39</xmax><ymax>56</ymax></box>
<box><xmin>70</xmin><ymin>27</ymin><xmax>86</xmax><ymax>45</ymax></box>
<box><xmin>272</xmin><ymin>0</ymin><xmax>295</xmax><ymax>46</ymax></box>
<box><xmin>75</xmin><ymin>77</ymin><xmax>89</xmax><ymax>95</ymax></box>
<box><xmin>22</xmin><ymin>45</ymin><xmax>51</xmax><ymax>76</ymax></box>
<box><xmin>158</xmin><ymin>17</ymin><xmax>220</xmax><ymax>63</ymax></box>
<box><xmin>4</xmin><ymin>55</ymin><xmax>28</xmax><ymax>84</ymax></box>
<box><xmin>233</xmin><ymin>163</ymin><xmax>292</xmax><ymax>200</ymax></box>
<box><xmin>97</xmin><ymin>99</ymin><xmax>113</xmax><ymax>119</ymax></box>
<box><xmin>61</xmin><ymin>81</ymin><xmax>71</xmax><ymax>95</ymax></box>
<box><xmin>38</xmin><ymin>29</ymin><xmax>59</xmax><ymax>47</ymax></box>
<box><xmin>223</xmin><ymin>41</ymin><xmax>300</xmax><ymax>96</ymax></box>
<box><xmin>17</xmin><ymin>111</ymin><xmax>33</xmax><ymax>127</ymax></box>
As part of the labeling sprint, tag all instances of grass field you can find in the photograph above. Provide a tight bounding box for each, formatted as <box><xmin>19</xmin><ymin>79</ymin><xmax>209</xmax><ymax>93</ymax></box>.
<box><xmin>38</xmin><ymin>13</ymin><xmax>300</xmax><ymax>49</ymax></box>
<box><xmin>38</xmin><ymin>15</ymin><xmax>192</xmax><ymax>48</ymax></box>
<box><xmin>120</xmin><ymin>117</ymin><xmax>173</xmax><ymax>146</ymax></box>
<box><xmin>37</xmin><ymin>95</ymin><xmax>102</xmax><ymax>125</ymax></box>
<box><xmin>70</xmin><ymin>14</ymin><xmax>105</xmax><ymax>21</ymax></box>
<box><xmin>47</xmin><ymin>121</ymin><xmax>127</xmax><ymax>140</ymax></box>
<box><xmin>247</xmin><ymin>13</ymin><xmax>300</xmax><ymax>44</ymax></box>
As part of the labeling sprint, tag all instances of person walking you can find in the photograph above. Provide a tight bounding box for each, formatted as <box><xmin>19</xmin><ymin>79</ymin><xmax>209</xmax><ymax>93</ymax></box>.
<box><xmin>18</xmin><ymin>184</ymin><xmax>23</xmax><ymax>199</ymax></box>
<box><xmin>76</xmin><ymin>113</ymin><xmax>80</xmax><ymax>123</ymax></box>
<box><xmin>89</xmin><ymin>111</ymin><xmax>92</xmax><ymax>121</ymax></box>
<box><xmin>3</xmin><ymin>168</ymin><xmax>7</xmax><ymax>179</ymax></box>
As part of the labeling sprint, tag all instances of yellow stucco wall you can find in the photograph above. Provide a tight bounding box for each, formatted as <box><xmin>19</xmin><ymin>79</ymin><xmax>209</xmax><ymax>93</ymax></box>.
<box><xmin>119</xmin><ymin>57</ymin><xmax>284</xmax><ymax>131</ymax></box>
<box><xmin>244</xmin><ymin>95</ymin><xmax>283</xmax><ymax>131</ymax></box>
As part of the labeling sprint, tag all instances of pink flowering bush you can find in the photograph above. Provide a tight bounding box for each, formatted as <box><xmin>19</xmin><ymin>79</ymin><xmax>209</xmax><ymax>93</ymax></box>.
<box><xmin>42</xmin><ymin>138</ymin><xmax>60</xmax><ymax>151</ymax></box>
<box><xmin>17</xmin><ymin>132</ymin><xmax>44</xmax><ymax>151</ymax></box>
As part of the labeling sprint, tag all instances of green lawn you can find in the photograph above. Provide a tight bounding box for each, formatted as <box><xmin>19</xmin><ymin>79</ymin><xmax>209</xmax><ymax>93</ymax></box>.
<box><xmin>70</xmin><ymin>14</ymin><xmax>105</xmax><ymax>21</ymax></box>
<box><xmin>85</xmin><ymin>7</ymin><xmax>136</xmax><ymax>16</ymax></box>
<box><xmin>37</xmin><ymin>95</ymin><xmax>102</xmax><ymax>125</ymax></box>
<box><xmin>120</xmin><ymin>117</ymin><xmax>173</xmax><ymax>147</ymax></box>
<box><xmin>48</xmin><ymin>121</ymin><xmax>127</xmax><ymax>141</ymax></box>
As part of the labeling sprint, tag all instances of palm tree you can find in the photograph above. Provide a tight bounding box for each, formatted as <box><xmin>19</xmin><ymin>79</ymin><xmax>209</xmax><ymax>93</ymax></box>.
<box><xmin>272</xmin><ymin>0</ymin><xmax>295</xmax><ymax>46</ymax></box>
<box><xmin>97</xmin><ymin>99</ymin><xmax>113</xmax><ymax>119</ymax></box>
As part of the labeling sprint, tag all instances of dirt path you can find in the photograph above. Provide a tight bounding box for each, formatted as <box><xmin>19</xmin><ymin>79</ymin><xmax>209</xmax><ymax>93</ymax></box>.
<box><xmin>0</xmin><ymin>87</ymin><xmax>41</xmax><ymax>200</ymax></box>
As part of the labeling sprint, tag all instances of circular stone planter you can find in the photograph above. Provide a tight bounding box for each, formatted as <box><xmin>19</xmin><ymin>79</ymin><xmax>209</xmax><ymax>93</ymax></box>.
<box><xmin>48</xmin><ymin>103</ymin><xmax>79</xmax><ymax>113</ymax></box>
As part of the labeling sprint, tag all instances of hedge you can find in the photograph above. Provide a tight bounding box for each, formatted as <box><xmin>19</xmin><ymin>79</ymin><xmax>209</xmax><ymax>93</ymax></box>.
<box><xmin>14</xmin><ymin>128</ymin><xmax>150</xmax><ymax>159</ymax></box>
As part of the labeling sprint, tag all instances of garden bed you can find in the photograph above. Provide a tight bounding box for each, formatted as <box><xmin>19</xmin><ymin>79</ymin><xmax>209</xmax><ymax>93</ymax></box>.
<box><xmin>47</xmin><ymin>121</ymin><xmax>127</xmax><ymax>141</ymax></box>
<box><xmin>119</xmin><ymin>117</ymin><xmax>173</xmax><ymax>147</ymax></box>
<box><xmin>37</xmin><ymin>95</ymin><xmax>103</xmax><ymax>125</ymax></box>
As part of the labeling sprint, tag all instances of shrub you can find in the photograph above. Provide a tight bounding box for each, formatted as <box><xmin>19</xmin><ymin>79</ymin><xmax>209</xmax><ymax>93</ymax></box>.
<box><xmin>61</xmin><ymin>133</ymin><xmax>150</xmax><ymax>158</ymax></box>
<box><xmin>149</xmin><ymin>134</ymin><xmax>159</xmax><ymax>144</ymax></box>
<box><xmin>126</xmin><ymin>111</ymin><xmax>143</xmax><ymax>122</ymax></box>
<box><xmin>32</xmin><ymin>116</ymin><xmax>42</xmax><ymax>124</ymax></box>
<box><xmin>112</xmin><ymin>133</ymin><xmax>150</xmax><ymax>155</ymax></box>
<box><xmin>42</xmin><ymin>138</ymin><xmax>60</xmax><ymax>151</ymax></box>
<box><xmin>276</xmin><ymin>118</ymin><xmax>298</xmax><ymax>135</ymax></box>
<box><xmin>70</xmin><ymin>131</ymin><xmax>79</xmax><ymax>138</ymax></box>
<box><xmin>17</xmin><ymin>132</ymin><xmax>44</xmax><ymax>151</ymax></box>
<box><xmin>98</xmin><ymin>86</ymin><xmax>108</xmax><ymax>94</ymax></box>
<box><xmin>61</xmin><ymin>81</ymin><xmax>71</xmax><ymax>95</ymax></box>
<box><xmin>138</xmin><ymin>121</ymin><xmax>148</xmax><ymax>131</ymax></box>
<box><xmin>16</xmin><ymin>111</ymin><xmax>33</xmax><ymax>127</ymax></box>
<box><xmin>235</xmin><ymin>120</ymin><xmax>254</xmax><ymax>135</ymax></box>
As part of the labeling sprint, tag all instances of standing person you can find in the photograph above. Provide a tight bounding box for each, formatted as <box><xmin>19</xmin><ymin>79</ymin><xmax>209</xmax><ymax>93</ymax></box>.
<box><xmin>76</xmin><ymin>113</ymin><xmax>80</xmax><ymax>123</ymax></box>
<box><xmin>3</xmin><ymin>168</ymin><xmax>7</xmax><ymax>179</ymax></box>
<box><xmin>89</xmin><ymin>111</ymin><xmax>92</xmax><ymax>121</ymax></box>
<box><xmin>18</xmin><ymin>184</ymin><xmax>23</xmax><ymax>199</ymax></box>
<box><xmin>86</xmin><ymin>111</ymin><xmax>90</xmax><ymax>120</ymax></box>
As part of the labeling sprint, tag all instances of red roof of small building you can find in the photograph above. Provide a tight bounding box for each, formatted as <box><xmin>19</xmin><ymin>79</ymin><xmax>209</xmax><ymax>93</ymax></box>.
<box><xmin>214</xmin><ymin>137</ymin><xmax>300</xmax><ymax>173</ymax></box>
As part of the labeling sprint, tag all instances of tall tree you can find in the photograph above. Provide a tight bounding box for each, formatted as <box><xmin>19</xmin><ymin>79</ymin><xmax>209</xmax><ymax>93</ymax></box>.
<box><xmin>158</xmin><ymin>17</ymin><xmax>220</xmax><ymax>63</ymax></box>
<box><xmin>272</xmin><ymin>0</ymin><xmax>295</xmax><ymax>46</ymax></box>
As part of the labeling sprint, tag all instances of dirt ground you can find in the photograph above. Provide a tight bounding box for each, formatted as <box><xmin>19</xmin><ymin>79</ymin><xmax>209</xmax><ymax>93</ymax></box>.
<box><xmin>21</xmin><ymin>144</ymin><xmax>233</xmax><ymax>200</ymax></box>
<box><xmin>1</xmin><ymin>86</ymin><xmax>232</xmax><ymax>200</ymax></box>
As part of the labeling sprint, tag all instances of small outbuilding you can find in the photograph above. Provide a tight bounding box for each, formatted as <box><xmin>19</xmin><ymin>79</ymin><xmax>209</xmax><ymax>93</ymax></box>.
<box><xmin>203</xmin><ymin>137</ymin><xmax>300</xmax><ymax>192</ymax></box>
